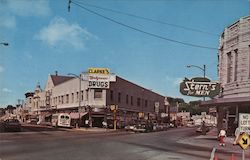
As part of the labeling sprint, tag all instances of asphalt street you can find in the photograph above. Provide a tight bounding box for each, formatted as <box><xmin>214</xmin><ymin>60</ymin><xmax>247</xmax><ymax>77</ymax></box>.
<box><xmin>0</xmin><ymin>127</ymin><xmax>244</xmax><ymax>160</ymax></box>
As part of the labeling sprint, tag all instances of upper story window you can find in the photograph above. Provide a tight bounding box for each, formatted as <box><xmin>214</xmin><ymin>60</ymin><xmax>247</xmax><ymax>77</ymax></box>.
<box><xmin>118</xmin><ymin>92</ymin><xmax>121</xmax><ymax>103</ymax></box>
<box><xmin>81</xmin><ymin>91</ymin><xmax>84</xmax><ymax>101</ymax></box>
<box><xmin>71</xmin><ymin>93</ymin><xmax>74</xmax><ymax>103</ymax></box>
<box><xmin>94</xmin><ymin>89</ymin><xmax>102</xmax><ymax>99</ymax></box>
<box><xmin>126</xmin><ymin>95</ymin><xmax>129</xmax><ymax>104</ymax></box>
<box><xmin>110</xmin><ymin>90</ymin><xmax>114</xmax><ymax>101</ymax></box>
<box><xmin>227</xmin><ymin>52</ymin><xmax>233</xmax><ymax>83</ymax></box>
<box><xmin>137</xmin><ymin>98</ymin><xmax>141</xmax><ymax>106</ymax></box>
<box><xmin>131</xmin><ymin>96</ymin><xmax>133</xmax><ymax>106</ymax></box>
<box><xmin>145</xmin><ymin>100</ymin><xmax>148</xmax><ymax>107</ymax></box>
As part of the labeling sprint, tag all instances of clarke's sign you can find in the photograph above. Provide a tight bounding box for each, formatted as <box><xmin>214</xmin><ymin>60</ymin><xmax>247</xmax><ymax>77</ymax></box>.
<box><xmin>179</xmin><ymin>77</ymin><xmax>220</xmax><ymax>98</ymax></box>
<box><xmin>88</xmin><ymin>68</ymin><xmax>110</xmax><ymax>75</ymax></box>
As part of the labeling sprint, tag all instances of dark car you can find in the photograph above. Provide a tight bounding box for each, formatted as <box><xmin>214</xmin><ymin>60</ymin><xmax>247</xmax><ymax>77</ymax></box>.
<box><xmin>4</xmin><ymin>119</ymin><xmax>21</xmax><ymax>132</ymax></box>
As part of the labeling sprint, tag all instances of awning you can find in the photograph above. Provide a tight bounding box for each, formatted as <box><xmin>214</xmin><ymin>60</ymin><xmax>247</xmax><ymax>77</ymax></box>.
<box><xmin>200</xmin><ymin>96</ymin><xmax>250</xmax><ymax>107</ymax></box>
<box><xmin>70</xmin><ymin>112</ymin><xmax>88</xmax><ymax>119</ymax></box>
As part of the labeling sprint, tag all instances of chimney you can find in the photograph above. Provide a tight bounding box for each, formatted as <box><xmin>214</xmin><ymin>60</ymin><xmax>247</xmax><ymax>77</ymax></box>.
<box><xmin>55</xmin><ymin>71</ymin><xmax>58</xmax><ymax>76</ymax></box>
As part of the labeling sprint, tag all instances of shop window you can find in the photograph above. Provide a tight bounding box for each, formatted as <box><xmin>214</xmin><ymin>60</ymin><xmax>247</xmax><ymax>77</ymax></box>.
<box><xmin>94</xmin><ymin>89</ymin><xmax>102</xmax><ymax>99</ymax></box>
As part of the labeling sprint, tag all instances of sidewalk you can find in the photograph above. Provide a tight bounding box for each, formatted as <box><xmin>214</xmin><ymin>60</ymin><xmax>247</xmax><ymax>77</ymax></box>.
<box><xmin>178</xmin><ymin>127</ymin><xmax>249</xmax><ymax>157</ymax></box>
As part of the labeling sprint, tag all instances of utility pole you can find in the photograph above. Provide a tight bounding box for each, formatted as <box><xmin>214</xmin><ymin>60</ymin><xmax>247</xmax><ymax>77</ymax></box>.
<box><xmin>68</xmin><ymin>0</ymin><xmax>71</xmax><ymax>12</ymax></box>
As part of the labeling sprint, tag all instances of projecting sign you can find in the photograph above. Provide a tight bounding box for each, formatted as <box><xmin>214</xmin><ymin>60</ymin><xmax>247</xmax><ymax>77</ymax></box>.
<box><xmin>239</xmin><ymin>113</ymin><xmax>250</xmax><ymax>134</ymax></box>
<box><xmin>179</xmin><ymin>77</ymin><xmax>220</xmax><ymax>98</ymax></box>
<box><xmin>88</xmin><ymin>68</ymin><xmax>110</xmax><ymax>75</ymax></box>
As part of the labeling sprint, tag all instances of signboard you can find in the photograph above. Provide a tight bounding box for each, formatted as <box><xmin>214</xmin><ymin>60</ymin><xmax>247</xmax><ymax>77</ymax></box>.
<box><xmin>238</xmin><ymin>133</ymin><xmax>250</xmax><ymax>150</ymax></box>
<box><xmin>88</xmin><ymin>68</ymin><xmax>110</xmax><ymax>75</ymax></box>
<box><xmin>239</xmin><ymin>113</ymin><xmax>250</xmax><ymax>134</ymax></box>
<box><xmin>88</xmin><ymin>80</ymin><xmax>109</xmax><ymax>89</ymax></box>
<box><xmin>179</xmin><ymin>77</ymin><xmax>220</xmax><ymax>98</ymax></box>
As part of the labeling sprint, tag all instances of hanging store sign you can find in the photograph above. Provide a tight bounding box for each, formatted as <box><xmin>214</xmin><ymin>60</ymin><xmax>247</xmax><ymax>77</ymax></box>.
<box><xmin>239</xmin><ymin>113</ymin><xmax>250</xmax><ymax>134</ymax></box>
<box><xmin>88</xmin><ymin>68</ymin><xmax>110</xmax><ymax>75</ymax></box>
<box><xmin>179</xmin><ymin>77</ymin><xmax>220</xmax><ymax>98</ymax></box>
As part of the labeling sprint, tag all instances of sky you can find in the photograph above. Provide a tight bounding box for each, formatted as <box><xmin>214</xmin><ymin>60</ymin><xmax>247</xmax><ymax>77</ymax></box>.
<box><xmin>0</xmin><ymin>0</ymin><xmax>249</xmax><ymax>107</ymax></box>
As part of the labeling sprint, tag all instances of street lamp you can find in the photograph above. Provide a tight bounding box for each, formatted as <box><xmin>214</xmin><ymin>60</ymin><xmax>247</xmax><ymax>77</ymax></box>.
<box><xmin>186</xmin><ymin>65</ymin><xmax>206</xmax><ymax>78</ymax></box>
<box><xmin>186</xmin><ymin>64</ymin><xmax>206</xmax><ymax>101</ymax></box>
<box><xmin>0</xmin><ymin>42</ymin><xmax>9</xmax><ymax>46</ymax></box>
<box><xmin>67</xmin><ymin>73</ymin><xmax>82</xmax><ymax>128</ymax></box>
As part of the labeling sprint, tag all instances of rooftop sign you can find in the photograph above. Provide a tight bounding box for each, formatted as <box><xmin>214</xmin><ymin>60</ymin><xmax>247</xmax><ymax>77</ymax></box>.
<box><xmin>180</xmin><ymin>77</ymin><xmax>220</xmax><ymax>98</ymax></box>
<box><xmin>88</xmin><ymin>68</ymin><xmax>110</xmax><ymax>75</ymax></box>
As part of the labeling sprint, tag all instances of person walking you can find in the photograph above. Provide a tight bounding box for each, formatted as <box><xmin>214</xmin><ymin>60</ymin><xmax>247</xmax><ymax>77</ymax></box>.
<box><xmin>233</xmin><ymin>127</ymin><xmax>241</xmax><ymax>145</ymax></box>
<box><xmin>218</xmin><ymin>129</ymin><xmax>226</xmax><ymax>146</ymax></box>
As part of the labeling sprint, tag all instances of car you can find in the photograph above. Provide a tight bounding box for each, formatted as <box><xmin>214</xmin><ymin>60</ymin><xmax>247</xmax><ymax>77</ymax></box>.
<box><xmin>196</xmin><ymin>125</ymin><xmax>210</xmax><ymax>133</ymax></box>
<box><xmin>124</xmin><ymin>125</ymin><xmax>135</xmax><ymax>131</ymax></box>
<box><xmin>4</xmin><ymin>119</ymin><xmax>21</xmax><ymax>132</ymax></box>
<box><xmin>133</xmin><ymin>124</ymin><xmax>146</xmax><ymax>133</ymax></box>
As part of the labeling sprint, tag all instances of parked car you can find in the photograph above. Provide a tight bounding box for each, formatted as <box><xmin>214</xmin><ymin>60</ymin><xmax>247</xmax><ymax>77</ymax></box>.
<box><xmin>133</xmin><ymin>124</ymin><xmax>146</xmax><ymax>133</ymax></box>
<box><xmin>124</xmin><ymin>124</ymin><xmax>135</xmax><ymax>131</ymax></box>
<box><xmin>196</xmin><ymin>125</ymin><xmax>210</xmax><ymax>133</ymax></box>
<box><xmin>4</xmin><ymin>119</ymin><xmax>21</xmax><ymax>132</ymax></box>
<box><xmin>27</xmin><ymin>118</ymin><xmax>38</xmax><ymax>125</ymax></box>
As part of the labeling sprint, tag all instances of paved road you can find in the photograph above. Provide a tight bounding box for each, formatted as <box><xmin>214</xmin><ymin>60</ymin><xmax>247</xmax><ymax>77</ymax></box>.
<box><xmin>0</xmin><ymin>127</ymin><xmax>241</xmax><ymax>160</ymax></box>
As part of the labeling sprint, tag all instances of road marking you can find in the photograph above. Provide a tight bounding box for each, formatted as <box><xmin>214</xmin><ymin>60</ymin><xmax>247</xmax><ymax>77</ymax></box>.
<box><xmin>210</xmin><ymin>147</ymin><xmax>216</xmax><ymax>160</ymax></box>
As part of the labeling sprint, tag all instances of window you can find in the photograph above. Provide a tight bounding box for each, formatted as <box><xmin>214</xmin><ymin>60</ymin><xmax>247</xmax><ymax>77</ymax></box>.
<box><xmin>227</xmin><ymin>52</ymin><xmax>233</xmax><ymax>83</ymax></box>
<box><xmin>145</xmin><ymin>100</ymin><xmax>148</xmax><ymax>107</ymax></box>
<box><xmin>126</xmin><ymin>95</ymin><xmax>129</xmax><ymax>104</ymax></box>
<box><xmin>71</xmin><ymin>93</ymin><xmax>74</xmax><ymax>103</ymax></box>
<box><xmin>234</xmin><ymin>49</ymin><xmax>238</xmax><ymax>81</ymax></box>
<box><xmin>29</xmin><ymin>98</ymin><xmax>32</xmax><ymax>104</ymax></box>
<box><xmin>61</xmin><ymin>95</ymin><xmax>64</xmax><ymax>104</ymax></box>
<box><xmin>118</xmin><ymin>92</ymin><xmax>121</xmax><ymax>103</ymax></box>
<box><xmin>110</xmin><ymin>90</ymin><xmax>113</xmax><ymax>101</ymax></box>
<box><xmin>137</xmin><ymin>98</ymin><xmax>141</xmax><ymax>106</ymax></box>
<box><xmin>85</xmin><ymin>89</ymin><xmax>89</xmax><ymax>101</ymax></box>
<box><xmin>81</xmin><ymin>91</ymin><xmax>84</xmax><ymax>101</ymax></box>
<box><xmin>76</xmin><ymin>92</ymin><xmax>79</xmax><ymax>102</ymax></box>
<box><xmin>66</xmin><ymin>94</ymin><xmax>69</xmax><ymax>103</ymax></box>
<box><xmin>130</xmin><ymin>96</ymin><xmax>133</xmax><ymax>106</ymax></box>
<box><xmin>94</xmin><ymin>89</ymin><xmax>102</xmax><ymax>99</ymax></box>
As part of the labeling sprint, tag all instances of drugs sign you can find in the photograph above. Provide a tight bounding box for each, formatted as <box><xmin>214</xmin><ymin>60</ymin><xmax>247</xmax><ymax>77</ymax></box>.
<box><xmin>88</xmin><ymin>80</ymin><xmax>109</xmax><ymax>89</ymax></box>
<box><xmin>239</xmin><ymin>113</ymin><xmax>250</xmax><ymax>134</ymax></box>
<box><xmin>179</xmin><ymin>77</ymin><xmax>220</xmax><ymax>98</ymax></box>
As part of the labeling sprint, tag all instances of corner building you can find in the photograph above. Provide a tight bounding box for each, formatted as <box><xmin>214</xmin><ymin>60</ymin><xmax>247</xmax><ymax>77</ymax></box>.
<box><xmin>25</xmin><ymin>71</ymin><xmax>166</xmax><ymax>128</ymax></box>
<box><xmin>201</xmin><ymin>16</ymin><xmax>250</xmax><ymax>135</ymax></box>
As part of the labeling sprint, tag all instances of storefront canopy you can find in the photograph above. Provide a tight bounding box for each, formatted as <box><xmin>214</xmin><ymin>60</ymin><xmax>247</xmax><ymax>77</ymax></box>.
<box><xmin>200</xmin><ymin>96</ymin><xmax>250</xmax><ymax>107</ymax></box>
<box><xmin>70</xmin><ymin>112</ymin><xmax>88</xmax><ymax>119</ymax></box>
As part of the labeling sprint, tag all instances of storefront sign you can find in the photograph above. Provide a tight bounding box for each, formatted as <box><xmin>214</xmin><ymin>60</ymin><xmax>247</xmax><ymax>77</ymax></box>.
<box><xmin>179</xmin><ymin>77</ymin><xmax>220</xmax><ymax>98</ymax></box>
<box><xmin>88</xmin><ymin>68</ymin><xmax>110</xmax><ymax>75</ymax></box>
<box><xmin>88</xmin><ymin>80</ymin><xmax>109</xmax><ymax>89</ymax></box>
<box><xmin>239</xmin><ymin>113</ymin><xmax>250</xmax><ymax>134</ymax></box>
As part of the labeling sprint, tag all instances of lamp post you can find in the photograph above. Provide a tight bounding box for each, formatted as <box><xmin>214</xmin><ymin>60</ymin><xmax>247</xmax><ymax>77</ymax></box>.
<box><xmin>0</xmin><ymin>42</ymin><xmax>9</xmax><ymax>46</ymax></box>
<box><xmin>186</xmin><ymin>64</ymin><xmax>206</xmax><ymax>100</ymax></box>
<box><xmin>67</xmin><ymin>73</ymin><xmax>82</xmax><ymax>128</ymax></box>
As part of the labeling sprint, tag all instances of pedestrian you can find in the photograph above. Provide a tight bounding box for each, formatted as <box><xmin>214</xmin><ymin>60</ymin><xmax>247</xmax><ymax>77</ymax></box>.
<box><xmin>201</xmin><ymin>121</ymin><xmax>206</xmax><ymax>135</ymax></box>
<box><xmin>218</xmin><ymin>129</ymin><xmax>226</xmax><ymax>146</ymax></box>
<box><xmin>233</xmin><ymin>127</ymin><xmax>240</xmax><ymax>145</ymax></box>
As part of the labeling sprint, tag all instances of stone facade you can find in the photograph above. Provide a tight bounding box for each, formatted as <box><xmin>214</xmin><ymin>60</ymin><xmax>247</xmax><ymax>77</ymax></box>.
<box><xmin>218</xmin><ymin>16</ymin><xmax>250</xmax><ymax>98</ymax></box>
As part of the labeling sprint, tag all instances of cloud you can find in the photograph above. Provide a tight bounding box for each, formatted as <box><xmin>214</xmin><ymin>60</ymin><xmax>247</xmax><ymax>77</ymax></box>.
<box><xmin>0</xmin><ymin>0</ymin><xmax>51</xmax><ymax>29</ymax></box>
<box><xmin>0</xmin><ymin>14</ymin><xmax>16</xmax><ymax>28</ymax></box>
<box><xmin>6</xmin><ymin>0</ymin><xmax>51</xmax><ymax>17</ymax></box>
<box><xmin>35</xmin><ymin>17</ymin><xmax>96</xmax><ymax>50</ymax></box>
<box><xmin>0</xmin><ymin>66</ymin><xmax>4</xmax><ymax>73</ymax></box>
<box><xmin>165</xmin><ymin>76</ymin><xmax>183</xmax><ymax>86</ymax></box>
<box><xmin>2</xmin><ymin>88</ymin><xmax>12</xmax><ymax>93</ymax></box>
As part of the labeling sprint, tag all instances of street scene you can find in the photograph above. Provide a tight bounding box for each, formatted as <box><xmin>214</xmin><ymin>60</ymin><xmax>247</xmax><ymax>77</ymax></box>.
<box><xmin>1</xmin><ymin>0</ymin><xmax>250</xmax><ymax>160</ymax></box>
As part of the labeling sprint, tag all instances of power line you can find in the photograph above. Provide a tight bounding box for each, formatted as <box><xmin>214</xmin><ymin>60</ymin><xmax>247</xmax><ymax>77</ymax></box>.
<box><xmin>71</xmin><ymin>1</ymin><xmax>218</xmax><ymax>50</ymax></box>
<box><xmin>74</xmin><ymin>0</ymin><xmax>219</xmax><ymax>37</ymax></box>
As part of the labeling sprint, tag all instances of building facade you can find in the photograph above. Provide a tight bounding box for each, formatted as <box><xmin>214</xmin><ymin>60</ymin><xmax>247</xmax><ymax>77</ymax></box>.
<box><xmin>202</xmin><ymin>16</ymin><xmax>250</xmax><ymax>135</ymax></box>
<box><xmin>24</xmin><ymin>70</ymin><xmax>166</xmax><ymax>128</ymax></box>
